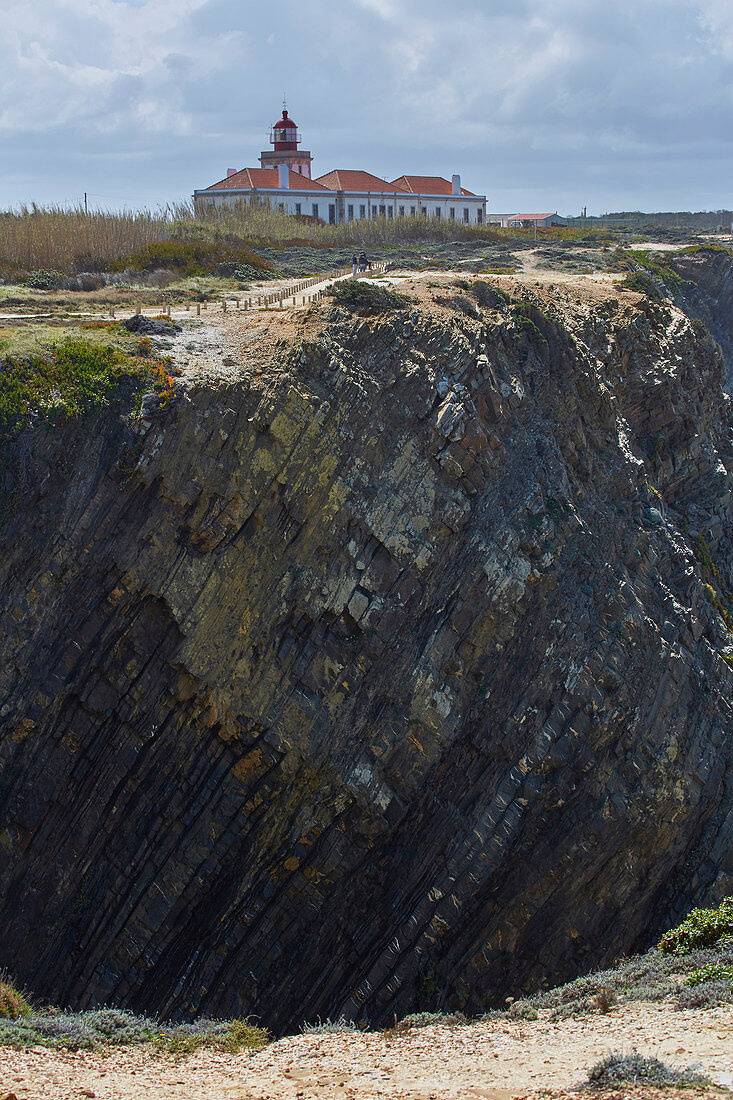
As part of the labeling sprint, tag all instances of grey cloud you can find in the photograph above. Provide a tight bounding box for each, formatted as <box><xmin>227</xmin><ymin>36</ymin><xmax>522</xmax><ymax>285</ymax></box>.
<box><xmin>0</xmin><ymin>0</ymin><xmax>731</xmax><ymax>213</ymax></box>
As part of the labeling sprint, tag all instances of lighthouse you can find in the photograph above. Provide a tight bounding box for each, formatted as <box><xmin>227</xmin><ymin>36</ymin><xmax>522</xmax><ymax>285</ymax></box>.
<box><xmin>258</xmin><ymin>106</ymin><xmax>313</xmax><ymax>179</ymax></box>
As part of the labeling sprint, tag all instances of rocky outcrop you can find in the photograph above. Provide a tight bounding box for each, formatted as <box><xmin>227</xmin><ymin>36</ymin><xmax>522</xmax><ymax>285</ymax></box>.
<box><xmin>670</xmin><ymin>247</ymin><xmax>733</xmax><ymax>387</ymax></box>
<box><xmin>1</xmin><ymin>288</ymin><xmax>733</xmax><ymax>1033</ymax></box>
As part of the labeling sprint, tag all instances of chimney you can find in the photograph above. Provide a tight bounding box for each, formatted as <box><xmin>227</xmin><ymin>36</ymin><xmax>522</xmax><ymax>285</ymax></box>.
<box><xmin>278</xmin><ymin>164</ymin><xmax>289</xmax><ymax>189</ymax></box>
<box><xmin>452</xmin><ymin>174</ymin><xmax>461</xmax><ymax>195</ymax></box>
<box><xmin>227</xmin><ymin>169</ymin><xmax>237</xmax><ymax>177</ymax></box>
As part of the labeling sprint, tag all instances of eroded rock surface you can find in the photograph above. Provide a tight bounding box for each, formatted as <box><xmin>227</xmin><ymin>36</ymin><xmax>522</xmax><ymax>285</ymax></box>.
<box><xmin>1</xmin><ymin>285</ymin><xmax>733</xmax><ymax>1032</ymax></box>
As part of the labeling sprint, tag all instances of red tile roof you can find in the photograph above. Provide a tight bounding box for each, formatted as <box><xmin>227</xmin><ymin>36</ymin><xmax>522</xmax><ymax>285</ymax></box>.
<box><xmin>314</xmin><ymin>170</ymin><xmax>409</xmax><ymax>193</ymax></box>
<box><xmin>204</xmin><ymin>168</ymin><xmax>331</xmax><ymax>192</ymax></box>
<box><xmin>391</xmin><ymin>175</ymin><xmax>476</xmax><ymax>197</ymax></box>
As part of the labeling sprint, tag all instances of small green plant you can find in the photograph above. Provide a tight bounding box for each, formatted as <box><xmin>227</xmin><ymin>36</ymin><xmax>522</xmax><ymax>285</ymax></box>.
<box><xmin>0</xmin><ymin>980</ymin><xmax>31</xmax><ymax>1019</ymax></box>
<box><xmin>23</xmin><ymin>269</ymin><xmax>65</xmax><ymax>290</ymax></box>
<box><xmin>469</xmin><ymin>280</ymin><xmax>510</xmax><ymax>309</ymax></box>
<box><xmin>0</xmin><ymin>337</ymin><xmax>150</xmax><ymax>431</ymax></box>
<box><xmin>325</xmin><ymin>280</ymin><xmax>410</xmax><ymax>314</ymax></box>
<box><xmin>658</xmin><ymin>896</ymin><xmax>733</xmax><ymax>954</ymax></box>
<box><xmin>684</xmin><ymin>961</ymin><xmax>733</xmax><ymax>987</ymax></box>
<box><xmin>218</xmin><ymin>1017</ymin><xmax>270</xmax><ymax>1053</ymax></box>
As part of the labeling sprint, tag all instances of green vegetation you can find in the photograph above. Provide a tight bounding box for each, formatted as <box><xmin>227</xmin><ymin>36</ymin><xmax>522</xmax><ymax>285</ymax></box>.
<box><xmin>469</xmin><ymin>280</ymin><xmax>511</xmax><ymax>309</ymax></box>
<box><xmin>0</xmin><ymin>980</ymin><xmax>31</xmax><ymax>1019</ymax></box>
<box><xmin>0</xmin><ymin>337</ymin><xmax>154</xmax><ymax>432</ymax></box>
<box><xmin>0</xmin><ymin>1007</ymin><xmax>268</xmax><ymax>1053</ymax></box>
<box><xmin>0</xmin><ymin>202</ymin><xmax>622</xmax><ymax>284</ymax></box>
<box><xmin>326</xmin><ymin>279</ymin><xmax>410</xmax><ymax>314</ymax></box>
<box><xmin>0</xmin><ymin>978</ymin><xmax>269</xmax><ymax>1054</ymax></box>
<box><xmin>619</xmin><ymin>249</ymin><xmax>690</xmax><ymax>299</ymax></box>
<box><xmin>586</xmin><ymin>1050</ymin><xmax>712</xmax><ymax>1088</ymax></box>
<box><xmin>111</xmin><ymin>240</ymin><xmax>278</xmax><ymax>279</ymax></box>
<box><xmin>685</xmin><ymin>961</ymin><xmax>733</xmax><ymax>987</ymax></box>
<box><xmin>659</xmin><ymin>896</ymin><xmax>733</xmax><ymax>954</ymax></box>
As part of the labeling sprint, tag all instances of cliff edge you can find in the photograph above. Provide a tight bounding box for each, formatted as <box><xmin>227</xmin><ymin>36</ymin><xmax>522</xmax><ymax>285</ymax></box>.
<box><xmin>1</xmin><ymin>276</ymin><xmax>732</xmax><ymax>1032</ymax></box>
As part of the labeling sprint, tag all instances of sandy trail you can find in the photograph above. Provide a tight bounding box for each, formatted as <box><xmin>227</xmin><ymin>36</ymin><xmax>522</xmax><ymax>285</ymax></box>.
<box><xmin>1</xmin><ymin>1001</ymin><xmax>731</xmax><ymax>1100</ymax></box>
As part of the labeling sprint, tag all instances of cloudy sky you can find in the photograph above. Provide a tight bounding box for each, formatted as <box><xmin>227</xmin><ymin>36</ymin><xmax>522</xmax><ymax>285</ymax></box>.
<box><xmin>2</xmin><ymin>0</ymin><xmax>732</xmax><ymax>215</ymax></box>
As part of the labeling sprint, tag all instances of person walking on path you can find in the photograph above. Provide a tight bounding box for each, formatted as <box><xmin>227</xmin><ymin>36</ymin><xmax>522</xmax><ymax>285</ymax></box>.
<box><xmin>358</xmin><ymin>251</ymin><xmax>368</xmax><ymax>272</ymax></box>
<box><xmin>352</xmin><ymin>253</ymin><xmax>358</xmax><ymax>277</ymax></box>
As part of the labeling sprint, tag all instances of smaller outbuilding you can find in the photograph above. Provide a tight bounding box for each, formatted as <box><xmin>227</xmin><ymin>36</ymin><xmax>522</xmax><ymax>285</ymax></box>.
<box><xmin>506</xmin><ymin>212</ymin><xmax>567</xmax><ymax>228</ymax></box>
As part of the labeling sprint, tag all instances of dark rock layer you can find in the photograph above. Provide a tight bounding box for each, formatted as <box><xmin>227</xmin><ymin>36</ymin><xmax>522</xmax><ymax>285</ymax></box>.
<box><xmin>1</xmin><ymin>292</ymin><xmax>733</xmax><ymax>1033</ymax></box>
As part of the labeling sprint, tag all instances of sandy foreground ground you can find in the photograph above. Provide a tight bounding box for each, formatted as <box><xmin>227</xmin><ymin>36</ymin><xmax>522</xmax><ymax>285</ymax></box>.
<box><xmin>1</xmin><ymin>1001</ymin><xmax>731</xmax><ymax>1100</ymax></box>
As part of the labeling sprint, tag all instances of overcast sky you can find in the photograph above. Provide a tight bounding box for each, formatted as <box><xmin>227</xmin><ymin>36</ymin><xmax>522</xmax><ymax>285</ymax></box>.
<box><xmin>2</xmin><ymin>0</ymin><xmax>732</xmax><ymax>215</ymax></box>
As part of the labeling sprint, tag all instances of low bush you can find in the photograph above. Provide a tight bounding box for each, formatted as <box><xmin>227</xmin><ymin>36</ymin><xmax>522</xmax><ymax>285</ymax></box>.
<box><xmin>116</xmin><ymin>241</ymin><xmax>277</xmax><ymax>279</ymax></box>
<box><xmin>684</xmin><ymin>960</ymin><xmax>733</xmax><ymax>987</ymax></box>
<box><xmin>300</xmin><ymin>1017</ymin><xmax>359</xmax><ymax>1035</ymax></box>
<box><xmin>0</xmin><ymin>337</ymin><xmax>151</xmax><ymax>432</ymax></box>
<box><xmin>658</xmin><ymin>896</ymin><xmax>733</xmax><ymax>954</ymax></box>
<box><xmin>0</xmin><ymin>980</ymin><xmax>31</xmax><ymax>1019</ymax></box>
<box><xmin>675</xmin><ymin>979</ymin><xmax>733</xmax><ymax>1010</ymax></box>
<box><xmin>326</xmin><ymin>280</ymin><xmax>410</xmax><ymax>314</ymax></box>
<box><xmin>469</xmin><ymin>280</ymin><xmax>510</xmax><ymax>309</ymax></box>
<box><xmin>23</xmin><ymin>269</ymin><xmax>65</xmax><ymax>290</ymax></box>
<box><xmin>587</xmin><ymin>1050</ymin><xmax>711</xmax><ymax>1088</ymax></box>
<box><xmin>397</xmin><ymin>1011</ymin><xmax>466</xmax><ymax>1029</ymax></box>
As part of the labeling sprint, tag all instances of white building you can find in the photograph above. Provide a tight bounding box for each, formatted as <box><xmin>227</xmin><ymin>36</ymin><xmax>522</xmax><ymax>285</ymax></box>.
<box><xmin>194</xmin><ymin>107</ymin><xmax>487</xmax><ymax>226</ymax></box>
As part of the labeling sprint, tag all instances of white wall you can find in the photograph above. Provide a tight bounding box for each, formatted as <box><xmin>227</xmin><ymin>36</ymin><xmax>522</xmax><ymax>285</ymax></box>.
<box><xmin>194</xmin><ymin>188</ymin><xmax>486</xmax><ymax>224</ymax></box>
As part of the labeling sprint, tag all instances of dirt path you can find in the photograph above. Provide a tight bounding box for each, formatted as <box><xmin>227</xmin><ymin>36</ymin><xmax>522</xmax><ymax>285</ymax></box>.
<box><xmin>1</xmin><ymin>1001</ymin><xmax>731</xmax><ymax>1100</ymax></box>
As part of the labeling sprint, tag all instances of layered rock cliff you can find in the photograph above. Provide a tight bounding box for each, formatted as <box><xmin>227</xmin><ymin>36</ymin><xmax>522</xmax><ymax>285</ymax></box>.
<box><xmin>2</xmin><ymin>281</ymin><xmax>733</xmax><ymax>1032</ymax></box>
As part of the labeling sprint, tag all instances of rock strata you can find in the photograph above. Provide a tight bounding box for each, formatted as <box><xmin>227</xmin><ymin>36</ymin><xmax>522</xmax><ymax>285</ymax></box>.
<box><xmin>1</xmin><ymin>285</ymin><xmax>733</xmax><ymax>1032</ymax></box>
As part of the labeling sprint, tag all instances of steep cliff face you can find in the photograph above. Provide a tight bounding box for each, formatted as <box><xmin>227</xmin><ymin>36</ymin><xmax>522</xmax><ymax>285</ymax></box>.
<box><xmin>1</xmin><ymin>285</ymin><xmax>733</xmax><ymax>1033</ymax></box>
<box><xmin>671</xmin><ymin>248</ymin><xmax>733</xmax><ymax>386</ymax></box>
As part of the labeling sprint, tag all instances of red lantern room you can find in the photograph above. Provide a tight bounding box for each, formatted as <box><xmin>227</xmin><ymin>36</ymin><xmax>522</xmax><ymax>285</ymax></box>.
<box><xmin>259</xmin><ymin>105</ymin><xmax>313</xmax><ymax>179</ymax></box>
<box><xmin>270</xmin><ymin>109</ymin><xmax>300</xmax><ymax>151</ymax></box>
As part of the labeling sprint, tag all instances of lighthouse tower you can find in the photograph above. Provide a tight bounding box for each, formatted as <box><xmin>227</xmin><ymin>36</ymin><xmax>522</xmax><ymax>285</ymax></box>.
<box><xmin>259</xmin><ymin>106</ymin><xmax>313</xmax><ymax>179</ymax></box>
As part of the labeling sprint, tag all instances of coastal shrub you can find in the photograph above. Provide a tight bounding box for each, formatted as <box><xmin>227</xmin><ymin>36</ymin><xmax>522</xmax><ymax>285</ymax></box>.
<box><xmin>23</xmin><ymin>269</ymin><xmax>65</xmax><ymax>290</ymax></box>
<box><xmin>0</xmin><ymin>338</ymin><xmax>148</xmax><ymax>431</ymax></box>
<box><xmin>218</xmin><ymin>1017</ymin><xmax>269</xmax><ymax>1053</ymax></box>
<box><xmin>684</xmin><ymin>961</ymin><xmax>733</xmax><ymax>986</ymax></box>
<box><xmin>469</xmin><ymin>280</ymin><xmax>510</xmax><ymax>309</ymax></box>
<box><xmin>675</xmin><ymin>979</ymin><xmax>733</xmax><ymax>1010</ymax></box>
<box><xmin>300</xmin><ymin>1017</ymin><xmax>359</xmax><ymax>1035</ymax></box>
<box><xmin>0</xmin><ymin>980</ymin><xmax>31</xmax><ymax>1019</ymax></box>
<box><xmin>117</xmin><ymin>241</ymin><xmax>277</xmax><ymax>279</ymax></box>
<box><xmin>326</xmin><ymin>280</ymin><xmax>409</xmax><ymax>314</ymax></box>
<box><xmin>398</xmin><ymin>1011</ymin><xmax>467</xmax><ymax>1029</ymax></box>
<box><xmin>622</xmin><ymin>270</ymin><xmax>664</xmax><ymax>299</ymax></box>
<box><xmin>0</xmin><ymin>1019</ymin><xmax>40</xmax><ymax>1047</ymax></box>
<box><xmin>587</xmin><ymin>1050</ymin><xmax>711</xmax><ymax>1088</ymax></box>
<box><xmin>658</xmin><ymin>896</ymin><xmax>733</xmax><ymax>954</ymax></box>
<box><xmin>444</xmin><ymin>294</ymin><xmax>479</xmax><ymax>318</ymax></box>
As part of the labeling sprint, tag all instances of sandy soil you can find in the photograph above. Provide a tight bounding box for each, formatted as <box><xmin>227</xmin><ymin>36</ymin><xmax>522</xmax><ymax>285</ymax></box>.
<box><xmin>165</xmin><ymin>263</ymin><xmax>638</xmax><ymax>389</ymax></box>
<box><xmin>1</xmin><ymin>1001</ymin><xmax>731</xmax><ymax>1100</ymax></box>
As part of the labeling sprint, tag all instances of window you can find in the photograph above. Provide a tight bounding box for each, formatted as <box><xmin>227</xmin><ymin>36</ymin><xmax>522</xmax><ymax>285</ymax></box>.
<box><xmin>477</xmin><ymin>209</ymin><xmax>483</xmax><ymax>225</ymax></box>
<box><xmin>435</xmin><ymin>207</ymin><xmax>441</xmax><ymax>219</ymax></box>
<box><xmin>449</xmin><ymin>207</ymin><xmax>455</xmax><ymax>220</ymax></box>
<box><xmin>421</xmin><ymin>207</ymin><xmax>427</xmax><ymax>217</ymax></box>
<box><xmin>399</xmin><ymin>205</ymin><xmax>405</xmax><ymax>217</ymax></box>
<box><xmin>295</xmin><ymin>203</ymin><xmax>302</xmax><ymax>215</ymax></box>
<box><xmin>387</xmin><ymin>206</ymin><xmax>393</xmax><ymax>218</ymax></box>
<box><xmin>372</xmin><ymin>208</ymin><xmax>378</xmax><ymax>219</ymax></box>
<box><xmin>329</xmin><ymin>204</ymin><xmax>336</xmax><ymax>225</ymax></box>
<box><xmin>410</xmin><ymin>206</ymin><xmax>416</xmax><ymax>216</ymax></box>
<box><xmin>379</xmin><ymin>204</ymin><xmax>386</xmax><ymax>216</ymax></box>
<box><xmin>360</xmin><ymin>204</ymin><xmax>366</xmax><ymax>218</ymax></box>
<box><xmin>312</xmin><ymin>203</ymin><xmax>319</xmax><ymax>218</ymax></box>
<box><xmin>348</xmin><ymin>204</ymin><xmax>354</xmax><ymax>220</ymax></box>
<box><xmin>463</xmin><ymin>208</ymin><xmax>469</xmax><ymax>223</ymax></box>
<box><xmin>278</xmin><ymin>203</ymin><xmax>285</xmax><ymax>213</ymax></box>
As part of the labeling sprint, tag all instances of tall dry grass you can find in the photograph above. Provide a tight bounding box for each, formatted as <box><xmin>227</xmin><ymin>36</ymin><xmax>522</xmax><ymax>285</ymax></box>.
<box><xmin>0</xmin><ymin>200</ymin><xmax>596</xmax><ymax>275</ymax></box>
<box><xmin>0</xmin><ymin>204</ymin><xmax>191</xmax><ymax>274</ymax></box>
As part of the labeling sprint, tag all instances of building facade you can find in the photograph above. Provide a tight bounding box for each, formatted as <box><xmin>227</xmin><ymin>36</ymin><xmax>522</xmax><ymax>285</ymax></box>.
<box><xmin>194</xmin><ymin>108</ymin><xmax>487</xmax><ymax>226</ymax></box>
